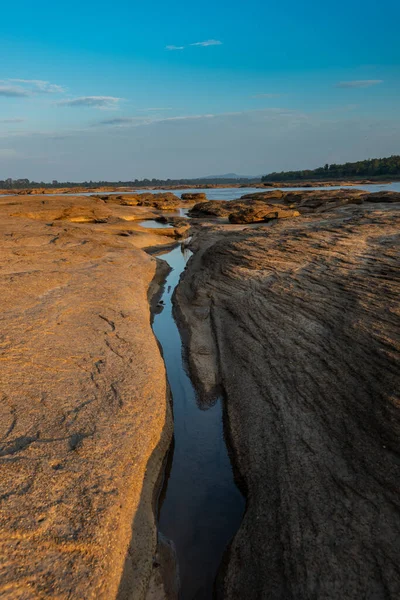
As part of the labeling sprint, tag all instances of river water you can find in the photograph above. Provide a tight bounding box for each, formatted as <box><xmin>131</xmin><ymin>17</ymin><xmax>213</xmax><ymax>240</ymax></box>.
<box><xmin>2</xmin><ymin>182</ymin><xmax>399</xmax><ymax>200</ymax></box>
<box><xmin>144</xmin><ymin>182</ymin><xmax>400</xmax><ymax>200</ymax></box>
<box><xmin>151</xmin><ymin>243</ymin><xmax>245</xmax><ymax>600</ymax></box>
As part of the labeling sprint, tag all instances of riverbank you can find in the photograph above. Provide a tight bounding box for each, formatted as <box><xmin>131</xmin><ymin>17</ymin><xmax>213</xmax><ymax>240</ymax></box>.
<box><xmin>2</xmin><ymin>188</ymin><xmax>400</xmax><ymax>598</ymax></box>
<box><xmin>0</xmin><ymin>177</ymin><xmax>397</xmax><ymax>196</ymax></box>
<box><xmin>0</xmin><ymin>194</ymin><xmax>186</xmax><ymax>599</ymax></box>
<box><xmin>175</xmin><ymin>197</ymin><xmax>400</xmax><ymax>598</ymax></box>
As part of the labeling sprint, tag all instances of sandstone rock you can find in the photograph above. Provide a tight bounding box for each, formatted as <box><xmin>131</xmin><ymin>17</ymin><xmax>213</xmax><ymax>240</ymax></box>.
<box><xmin>363</xmin><ymin>191</ymin><xmax>400</xmax><ymax>203</ymax></box>
<box><xmin>181</xmin><ymin>193</ymin><xmax>207</xmax><ymax>201</ymax></box>
<box><xmin>229</xmin><ymin>206</ymin><xmax>300</xmax><ymax>223</ymax></box>
<box><xmin>239</xmin><ymin>190</ymin><xmax>284</xmax><ymax>201</ymax></box>
<box><xmin>189</xmin><ymin>200</ymin><xmax>230</xmax><ymax>217</ymax></box>
<box><xmin>175</xmin><ymin>203</ymin><xmax>400</xmax><ymax>599</ymax></box>
<box><xmin>0</xmin><ymin>194</ymin><xmax>175</xmax><ymax>599</ymax></box>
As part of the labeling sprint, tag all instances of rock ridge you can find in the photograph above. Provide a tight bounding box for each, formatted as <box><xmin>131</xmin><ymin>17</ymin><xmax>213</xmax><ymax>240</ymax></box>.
<box><xmin>175</xmin><ymin>202</ymin><xmax>400</xmax><ymax>598</ymax></box>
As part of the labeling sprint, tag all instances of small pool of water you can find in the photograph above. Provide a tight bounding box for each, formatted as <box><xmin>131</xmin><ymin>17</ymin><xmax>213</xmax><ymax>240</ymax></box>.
<box><xmin>152</xmin><ymin>244</ymin><xmax>245</xmax><ymax>600</ymax></box>
<box><xmin>139</xmin><ymin>220</ymin><xmax>173</xmax><ymax>229</ymax></box>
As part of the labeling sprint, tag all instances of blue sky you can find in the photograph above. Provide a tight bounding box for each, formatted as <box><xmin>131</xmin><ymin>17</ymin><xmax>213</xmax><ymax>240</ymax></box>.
<box><xmin>0</xmin><ymin>0</ymin><xmax>399</xmax><ymax>180</ymax></box>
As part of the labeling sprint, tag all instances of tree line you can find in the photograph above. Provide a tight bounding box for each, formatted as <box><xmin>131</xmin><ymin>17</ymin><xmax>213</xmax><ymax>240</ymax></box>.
<box><xmin>0</xmin><ymin>176</ymin><xmax>257</xmax><ymax>190</ymax></box>
<box><xmin>261</xmin><ymin>155</ymin><xmax>400</xmax><ymax>182</ymax></box>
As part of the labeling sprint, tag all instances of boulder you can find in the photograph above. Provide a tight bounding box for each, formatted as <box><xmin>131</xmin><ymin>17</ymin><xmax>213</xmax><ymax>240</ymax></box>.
<box><xmin>240</xmin><ymin>190</ymin><xmax>284</xmax><ymax>201</ymax></box>
<box><xmin>362</xmin><ymin>191</ymin><xmax>400</xmax><ymax>203</ymax></box>
<box><xmin>181</xmin><ymin>193</ymin><xmax>207</xmax><ymax>201</ymax></box>
<box><xmin>189</xmin><ymin>201</ymin><xmax>229</xmax><ymax>217</ymax></box>
<box><xmin>229</xmin><ymin>206</ymin><xmax>300</xmax><ymax>224</ymax></box>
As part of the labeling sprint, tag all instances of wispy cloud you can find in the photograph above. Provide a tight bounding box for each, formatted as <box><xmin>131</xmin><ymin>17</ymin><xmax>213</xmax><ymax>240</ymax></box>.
<box><xmin>0</xmin><ymin>79</ymin><xmax>65</xmax><ymax>97</ymax></box>
<box><xmin>10</xmin><ymin>79</ymin><xmax>66</xmax><ymax>93</ymax></box>
<box><xmin>92</xmin><ymin>108</ymin><xmax>303</xmax><ymax>130</ymax></box>
<box><xmin>166</xmin><ymin>45</ymin><xmax>185</xmax><ymax>51</ymax></box>
<box><xmin>252</xmin><ymin>93</ymin><xmax>281</xmax><ymax>99</ymax></box>
<box><xmin>94</xmin><ymin>116</ymin><xmax>147</xmax><ymax>126</ymax></box>
<box><xmin>0</xmin><ymin>86</ymin><xmax>30</xmax><ymax>98</ymax></box>
<box><xmin>56</xmin><ymin>96</ymin><xmax>123</xmax><ymax>110</ymax></box>
<box><xmin>190</xmin><ymin>39</ymin><xmax>222</xmax><ymax>47</ymax></box>
<box><xmin>336</xmin><ymin>80</ymin><xmax>383</xmax><ymax>89</ymax></box>
<box><xmin>93</xmin><ymin>113</ymin><xmax>217</xmax><ymax>128</ymax></box>
<box><xmin>0</xmin><ymin>118</ymin><xmax>25</xmax><ymax>123</ymax></box>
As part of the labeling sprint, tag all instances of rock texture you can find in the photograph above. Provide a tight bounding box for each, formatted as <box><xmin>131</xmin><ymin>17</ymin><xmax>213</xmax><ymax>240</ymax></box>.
<box><xmin>180</xmin><ymin>193</ymin><xmax>207</xmax><ymax>201</ymax></box>
<box><xmin>175</xmin><ymin>201</ymin><xmax>400</xmax><ymax>598</ymax></box>
<box><xmin>0</xmin><ymin>195</ymin><xmax>175</xmax><ymax>599</ymax></box>
<box><xmin>96</xmin><ymin>193</ymin><xmax>185</xmax><ymax>211</ymax></box>
<box><xmin>228</xmin><ymin>206</ymin><xmax>300</xmax><ymax>224</ymax></box>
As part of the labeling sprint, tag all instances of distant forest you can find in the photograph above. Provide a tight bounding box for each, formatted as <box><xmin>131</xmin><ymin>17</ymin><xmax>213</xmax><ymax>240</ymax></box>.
<box><xmin>0</xmin><ymin>176</ymin><xmax>257</xmax><ymax>190</ymax></box>
<box><xmin>262</xmin><ymin>155</ymin><xmax>400</xmax><ymax>182</ymax></box>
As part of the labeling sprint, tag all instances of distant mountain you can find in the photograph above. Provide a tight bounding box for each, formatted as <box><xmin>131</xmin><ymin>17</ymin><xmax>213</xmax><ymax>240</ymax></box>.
<box><xmin>203</xmin><ymin>173</ymin><xmax>260</xmax><ymax>180</ymax></box>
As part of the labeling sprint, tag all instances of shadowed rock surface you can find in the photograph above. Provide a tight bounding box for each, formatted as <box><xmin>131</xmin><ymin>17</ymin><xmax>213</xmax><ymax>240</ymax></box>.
<box><xmin>175</xmin><ymin>202</ymin><xmax>400</xmax><ymax>598</ymax></box>
<box><xmin>228</xmin><ymin>206</ymin><xmax>300</xmax><ymax>223</ymax></box>
<box><xmin>190</xmin><ymin>189</ymin><xmax>400</xmax><ymax>222</ymax></box>
<box><xmin>180</xmin><ymin>193</ymin><xmax>207</xmax><ymax>201</ymax></box>
<box><xmin>0</xmin><ymin>195</ymin><xmax>177</xmax><ymax>599</ymax></box>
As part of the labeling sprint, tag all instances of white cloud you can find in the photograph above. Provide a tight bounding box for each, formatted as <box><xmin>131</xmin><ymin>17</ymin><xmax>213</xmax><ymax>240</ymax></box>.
<box><xmin>56</xmin><ymin>96</ymin><xmax>123</xmax><ymax>110</ymax></box>
<box><xmin>10</xmin><ymin>79</ymin><xmax>66</xmax><ymax>93</ymax></box>
<box><xmin>190</xmin><ymin>39</ymin><xmax>223</xmax><ymax>47</ymax></box>
<box><xmin>336</xmin><ymin>80</ymin><xmax>383</xmax><ymax>89</ymax></box>
<box><xmin>166</xmin><ymin>45</ymin><xmax>185</xmax><ymax>51</ymax></box>
<box><xmin>0</xmin><ymin>86</ymin><xmax>30</xmax><ymax>98</ymax></box>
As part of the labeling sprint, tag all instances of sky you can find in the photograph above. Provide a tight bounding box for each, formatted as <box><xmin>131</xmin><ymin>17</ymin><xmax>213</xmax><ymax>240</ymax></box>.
<box><xmin>0</xmin><ymin>0</ymin><xmax>399</xmax><ymax>180</ymax></box>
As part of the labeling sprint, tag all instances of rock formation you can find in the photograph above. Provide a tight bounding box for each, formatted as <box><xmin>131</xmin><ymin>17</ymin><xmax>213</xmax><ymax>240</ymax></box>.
<box><xmin>175</xmin><ymin>200</ymin><xmax>400</xmax><ymax>598</ymax></box>
<box><xmin>180</xmin><ymin>193</ymin><xmax>207</xmax><ymax>201</ymax></box>
<box><xmin>0</xmin><ymin>194</ymin><xmax>178</xmax><ymax>599</ymax></box>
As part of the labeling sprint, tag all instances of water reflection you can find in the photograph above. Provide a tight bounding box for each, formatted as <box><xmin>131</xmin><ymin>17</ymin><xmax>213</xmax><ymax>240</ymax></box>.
<box><xmin>152</xmin><ymin>245</ymin><xmax>245</xmax><ymax>600</ymax></box>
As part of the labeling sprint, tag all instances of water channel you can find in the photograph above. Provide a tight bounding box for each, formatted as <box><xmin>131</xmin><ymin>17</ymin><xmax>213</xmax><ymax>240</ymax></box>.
<box><xmin>150</xmin><ymin>240</ymin><xmax>245</xmax><ymax>600</ymax></box>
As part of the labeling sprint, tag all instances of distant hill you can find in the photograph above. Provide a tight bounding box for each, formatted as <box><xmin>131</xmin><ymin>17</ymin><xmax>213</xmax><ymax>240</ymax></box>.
<box><xmin>262</xmin><ymin>156</ymin><xmax>400</xmax><ymax>182</ymax></box>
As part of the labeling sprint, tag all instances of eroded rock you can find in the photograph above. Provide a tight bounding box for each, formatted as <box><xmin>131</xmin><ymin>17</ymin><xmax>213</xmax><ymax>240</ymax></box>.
<box><xmin>181</xmin><ymin>193</ymin><xmax>207</xmax><ymax>201</ymax></box>
<box><xmin>175</xmin><ymin>203</ymin><xmax>400</xmax><ymax>599</ymax></box>
<box><xmin>0</xmin><ymin>194</ymin><xmax>174</xmax><ymax>599</ymax></box>
<box><xmin>229</xmin><ymin>205</ymin><xmax>300</xmax><ymax>223</ymax></box>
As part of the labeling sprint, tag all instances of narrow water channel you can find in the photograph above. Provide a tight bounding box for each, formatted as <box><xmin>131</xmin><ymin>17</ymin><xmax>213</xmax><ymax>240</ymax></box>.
<box><xmin>151</xmin><ymin>242</ymin><xmax>245</xmax><ymax>600</ymax></box>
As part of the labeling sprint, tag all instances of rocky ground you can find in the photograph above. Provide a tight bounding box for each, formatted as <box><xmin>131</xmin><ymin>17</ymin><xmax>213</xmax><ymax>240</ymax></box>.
<box><xmin>2</xmin><ymin>187</ymin><xmax>400</xmax><ymax>599</ymax></box>
<box><xmin>189</xmin><ymin>188</ymin><xmax>400</xmax><ymax>222</ymax></box>
<box><xmin>0</xmin><ymin>193</ymin><xmax>189</xmax><ymax>599</ymax></box>
<box><xmin>175</xmin><ymin>197</ymin><xmax>400</xmax><ymax>598</ymax></box>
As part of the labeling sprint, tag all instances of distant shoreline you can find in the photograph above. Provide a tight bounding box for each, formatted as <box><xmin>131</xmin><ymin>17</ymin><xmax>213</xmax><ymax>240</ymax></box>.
<box><xmin>0</xmin><ymin>178</ymin><xmax>396</xmax><ymax>196</ymax></box>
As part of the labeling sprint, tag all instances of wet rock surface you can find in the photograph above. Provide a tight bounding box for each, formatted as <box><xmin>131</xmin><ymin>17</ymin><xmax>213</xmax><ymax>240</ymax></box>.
<box><xmin>0</xmin><ymin>195</ymin><xmax>176</xmax><ymax>599</ymax></box>
<box><xmin>175</xmin><ymin>201</ymin><xmax>400</xmax><ymax>598</ymax></box>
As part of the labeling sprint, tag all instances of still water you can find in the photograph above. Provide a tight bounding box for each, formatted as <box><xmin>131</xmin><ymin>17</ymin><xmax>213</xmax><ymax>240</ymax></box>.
<box><xmin>2</xmin><ymin>182</ymin><xmax>399</xmax><ymax>200</ymax></box>
<box><xmin>152</xmin><ymin>243</ymin><xmax>245</xmax><ymax>600</ymax></box>
<box><xmin>139</xmin><ymin>220</ymin><xmax>173</xmax><ymax>228</ymax></box>
<box><xmin>150</xmin><ymin>182</ymin><xmax>400</xmax><ymax>200</ymax></box>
